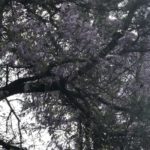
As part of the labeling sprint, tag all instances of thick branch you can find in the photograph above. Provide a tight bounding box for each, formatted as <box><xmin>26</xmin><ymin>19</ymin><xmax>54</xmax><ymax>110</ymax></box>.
<box><xmin>0</xmin><ymin>139</ymin><xmax>26</xmax><ymax>150</ymax></box>
<box><xmin>0</xmin><ymin>75</ymin><xmax>65</xmax><ymax>101</ymax></box>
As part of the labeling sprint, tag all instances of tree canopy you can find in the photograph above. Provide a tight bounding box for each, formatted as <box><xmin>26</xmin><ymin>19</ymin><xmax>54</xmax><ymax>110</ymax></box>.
<box><xmin>0</xmin><ymin>0</ymin><xmax>150</xmax><ymax>149</ymax></box>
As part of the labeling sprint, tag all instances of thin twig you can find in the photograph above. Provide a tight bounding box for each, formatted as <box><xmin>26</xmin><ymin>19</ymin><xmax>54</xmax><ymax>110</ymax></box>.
<box><xmin>5</xmin><ymin>98</ymin><xmax>22</xmax><ymax>148</ymax></box>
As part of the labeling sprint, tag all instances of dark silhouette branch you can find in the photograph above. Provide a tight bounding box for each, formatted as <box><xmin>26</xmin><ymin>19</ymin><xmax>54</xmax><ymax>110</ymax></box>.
<box><xmin>5</xmin><ymin>98</ymin><xmax>22</xmax><ymax>148</ymax></box>
<box><xmin>0</xmin><ymin>139</ymin><xmax>26</xmax><ymax>150</ymax></box>
<box><xmin>0</xmin><ymin>75</ymin><xmax>66</xmax><ymax>101</ymax></box>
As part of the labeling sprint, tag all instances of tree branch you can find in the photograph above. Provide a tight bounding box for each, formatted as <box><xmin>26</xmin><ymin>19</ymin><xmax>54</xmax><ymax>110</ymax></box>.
<box><xmin>0</xmin><ymin>75</ymin><xmax>66</xmax><ymax>101</ymax></box>
<box><xmin>0</xmin><ymin>139</ymin><xmax>26</xmax><ymax>150</ymax></box>
<box><xmin>68</xmin><ymin>0</ymin><xmax>145</xmax><ymax>82</ymax></box>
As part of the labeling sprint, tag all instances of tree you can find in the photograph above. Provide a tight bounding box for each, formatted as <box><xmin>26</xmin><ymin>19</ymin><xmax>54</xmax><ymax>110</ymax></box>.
<box><xmin>0</xmin><ymin>0</ymin><xmax>150</xmax><ymax>149</ymax></box>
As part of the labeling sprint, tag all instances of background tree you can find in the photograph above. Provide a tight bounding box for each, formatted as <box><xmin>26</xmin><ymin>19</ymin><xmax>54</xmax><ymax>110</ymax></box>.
<box><xmin>0</xmin><ymin>0</ymin><xmax>150</xmax><ymax>149</ymax></box>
